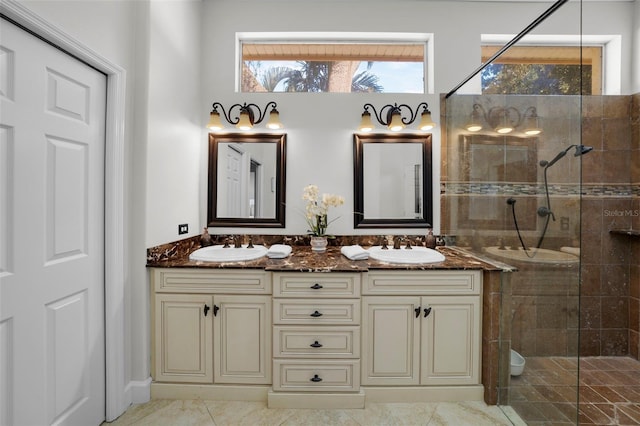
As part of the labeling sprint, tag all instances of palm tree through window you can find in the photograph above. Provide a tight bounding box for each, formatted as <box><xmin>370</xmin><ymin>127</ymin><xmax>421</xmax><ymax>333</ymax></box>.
<box><xmin>240</xmin><ymin>40</ymin><xmax>428</xmax><ymax>94</ymax></box>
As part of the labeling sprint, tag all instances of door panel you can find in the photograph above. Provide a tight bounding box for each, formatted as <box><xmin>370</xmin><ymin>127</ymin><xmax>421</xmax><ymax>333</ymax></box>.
<box><xmin>421</xmin><ymin>296</ymin><xmax>480</xmax><ymax>385</ymax></box>
<box><xmin>0</xmin><ymin>19</ymin><xmax>106</xmax><ymax>425</ymax></box>
<box><xmin>215</xmin><ymin>295</ymin><xmax>271</xmax><ymax>384</ymax></box>
<box><xmin>361</xmin><ymin>296</ymin><xmax>420</xmax><ymax>385</ymax></box>
<box><xmin>154</xmin><ymin>294</ymin><xmax>213</xmax><ymax>383</ymax></box>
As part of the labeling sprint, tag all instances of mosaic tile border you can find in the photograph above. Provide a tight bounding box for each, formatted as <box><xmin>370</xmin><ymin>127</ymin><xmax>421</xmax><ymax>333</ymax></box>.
<box><xmin>442</xmin><ymin>182</ymin><xmax>639</xmax><ymax>197</ymax></box>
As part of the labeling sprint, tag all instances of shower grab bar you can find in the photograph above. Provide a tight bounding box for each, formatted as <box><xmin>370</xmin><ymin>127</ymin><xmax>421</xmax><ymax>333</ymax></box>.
<box><xmin>445</xmin><ymin>0</ymin><xmax>569</xmax><ymax>99</ymax></box>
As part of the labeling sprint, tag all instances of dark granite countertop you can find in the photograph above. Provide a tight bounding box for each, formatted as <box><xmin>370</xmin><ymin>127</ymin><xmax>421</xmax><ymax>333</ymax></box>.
<box><xmin>146</xmin><ymin>238</ymin><xmax>509</xmax><ymax>272</ymax></box>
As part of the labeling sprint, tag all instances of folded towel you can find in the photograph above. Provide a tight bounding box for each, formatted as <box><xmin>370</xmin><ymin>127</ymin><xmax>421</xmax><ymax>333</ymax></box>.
<box><xmin>267</xmin><ymin>244</ymin><xmax>292</xmax><ymax>259</ymax></box>
<box><xmin>341</xmin><ymin>245</ymin><xmax>369</xmax><ymax>260</ymax></box>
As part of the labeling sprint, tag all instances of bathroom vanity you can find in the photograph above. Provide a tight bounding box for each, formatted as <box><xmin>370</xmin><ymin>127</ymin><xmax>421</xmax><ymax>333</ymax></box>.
<box><xmin>147</xmin><ymin>243</ymin><xmax>505</xmax><ymax>408</ymax></box>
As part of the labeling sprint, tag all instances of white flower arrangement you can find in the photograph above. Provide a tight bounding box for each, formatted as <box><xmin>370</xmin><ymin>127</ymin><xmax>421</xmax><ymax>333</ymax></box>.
<box><xmin>302</xmin><ymin>184</ymin><xmax>345</xmax><ymax>237</ymax></box>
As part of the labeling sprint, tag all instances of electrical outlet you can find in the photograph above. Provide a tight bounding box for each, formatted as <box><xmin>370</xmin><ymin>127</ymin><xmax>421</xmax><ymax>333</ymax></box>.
<box><xmin>178</xmin><ymin>224</ymin><xmax>189</xmax><ymax>235</ymax></box>
<box><xmin>560</xmin><ymin>217</ymin><xmax>570</xmax><ymax>231</ymax></box>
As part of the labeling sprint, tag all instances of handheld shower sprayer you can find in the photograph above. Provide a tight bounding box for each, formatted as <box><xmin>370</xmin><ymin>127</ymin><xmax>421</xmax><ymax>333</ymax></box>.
<box><xmin>508</xmin><ymin>144</ymin><xmax>593</xmax><ymax>255</ymax></box>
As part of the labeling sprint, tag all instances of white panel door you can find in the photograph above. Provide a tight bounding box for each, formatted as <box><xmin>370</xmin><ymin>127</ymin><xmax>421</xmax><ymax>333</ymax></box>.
<box><xmin>0</xmin><ymin>19</ymin><xmax>106</xmax><ymax>425</ymax></box>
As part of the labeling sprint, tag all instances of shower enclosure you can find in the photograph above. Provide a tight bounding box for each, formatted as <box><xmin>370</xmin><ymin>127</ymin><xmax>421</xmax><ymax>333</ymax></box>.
<box><xmin>443</xmin><ymin>94</ymin><xmax>584</xmax><ymax>424</ymax></box>
<box><xmin>442</xmin><ymin>1</ymin><xmax>639</xmax><ymax>424</ymax></box>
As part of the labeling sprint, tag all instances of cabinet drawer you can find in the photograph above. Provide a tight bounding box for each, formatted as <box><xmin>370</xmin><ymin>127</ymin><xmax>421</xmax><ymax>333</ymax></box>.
<box><xmin>153</xmin><ymin>268</ymin><xmax>271</xmax><ymax>294</ymax></box>
<box><xmin>273</xmin><ymin>360</ymin><xmax>360</xmax><ymax>392</ymax></box>
<box><xmin>273</xmin><ymin>299</ymin><xmax>360</xmax><ymax>325</ymax></box>
<box><xmin>273</xmin><ymin>272</ymin><xmax>360</xmax><ymax>297</ymax></box>
<box><xmin>364</xmin><ymin>270</ymin><xmax>481</xmax><ymax>295</ymax></box>
<box><xmin>274</xmin><ymin>326</ymin><xmax>360</xmax><ymax>358</ymax></box>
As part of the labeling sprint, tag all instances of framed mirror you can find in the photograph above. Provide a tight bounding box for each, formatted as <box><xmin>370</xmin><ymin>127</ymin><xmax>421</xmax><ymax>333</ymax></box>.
<box><xmin>208</xmin><ymin>133</ymin><xmax>286</xmax><ymax>227</ymax></box>
<box><xmin>353</xmin><ymin>133</ymin><xmax>433</xmax><ymax>228</ymax></box>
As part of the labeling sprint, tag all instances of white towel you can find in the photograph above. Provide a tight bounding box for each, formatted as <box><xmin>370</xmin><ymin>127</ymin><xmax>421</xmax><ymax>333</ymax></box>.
<box><xmin>267</xmin><ymin>244</ymin><xmax>292</xmax><ymax>259</ymax></box>
<box><xmin>341</xmin><ymin>245</ymin><xmax>369</xmax><ymax>260</ymax></box>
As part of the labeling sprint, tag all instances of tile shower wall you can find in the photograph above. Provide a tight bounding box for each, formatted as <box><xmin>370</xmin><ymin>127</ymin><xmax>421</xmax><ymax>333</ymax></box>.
<box><xmin>580</xmin><ymin>95</ymin><xmax>638</xmax><ymax>357</ymax></box>
<box><xmin>442</xmin><ymin>94</ymin><xmax>638</xmax><ymax>361</ymax></box>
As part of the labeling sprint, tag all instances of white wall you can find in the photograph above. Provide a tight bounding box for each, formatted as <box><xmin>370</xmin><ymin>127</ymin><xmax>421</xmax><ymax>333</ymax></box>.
<box><xmin>145</xmin><ymin>1</ymin><xmax>202</xmax><ymax>247</ymax></box>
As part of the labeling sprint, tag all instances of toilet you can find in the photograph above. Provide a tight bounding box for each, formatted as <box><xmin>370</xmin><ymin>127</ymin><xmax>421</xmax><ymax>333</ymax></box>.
<box><xmin>510</xmin><ymin>349</ymin><xmax>526</xmax><ymax>376</ymax></box>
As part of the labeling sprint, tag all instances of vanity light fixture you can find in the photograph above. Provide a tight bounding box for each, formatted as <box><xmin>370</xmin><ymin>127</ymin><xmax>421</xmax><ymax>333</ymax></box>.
<box><xmin>464</xmin><ymin>104</ymin><xmax>541</xmax><ymax>136</ymax></box>
<box><xmin>207</xmin><ymin>101</ymin><xmax>283</xmax><ymax>132</ymax></box>
<box><xmin>358</xmin><ymin>102</ymin><xmax>436</xmax><ymax>133</ymax></box>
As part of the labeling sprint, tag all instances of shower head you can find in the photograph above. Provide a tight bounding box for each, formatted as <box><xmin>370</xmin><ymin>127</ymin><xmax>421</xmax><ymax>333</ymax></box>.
<box><xmin>539</xmin><ymin>144</ymin><xmax>593</xmax><ymax>168</ymax></box>
<box><xmin>574</xmin><ymin>144</ymin><xmax>593</xmax><ymax>156</ymax></box>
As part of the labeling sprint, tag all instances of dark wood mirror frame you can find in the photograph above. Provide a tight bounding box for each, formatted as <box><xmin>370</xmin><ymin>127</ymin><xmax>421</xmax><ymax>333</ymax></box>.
<box><xmin>353</xmin><ymin>133</ymin><xmax>433</xmax><ymax>229</ymax></box>
<box><xmin>208</xmin><ymin>133</ymin><xmax>286</xmax><ymax>228</ymax></box>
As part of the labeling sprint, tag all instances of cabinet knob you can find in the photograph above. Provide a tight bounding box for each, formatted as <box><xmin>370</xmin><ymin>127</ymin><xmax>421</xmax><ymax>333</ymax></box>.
<box><xmin>310</xmin><ymin>283</ymin><xmax>323</xmax><ymax>290</ymax></box>
<box><xmin>213</xmin><ymin>305</ymin><xmax>220</xmax><ymax>317</ymax></box>
<box><xmin>424</xmin><ymin>307</ymin><xmax>432</xmax><ymax>318</ymax></box>
<box><xmin>310</xmin><ymin>310</ymin><xmax>323</xmax><ymax>317</ymax></box>
<box><xmin>310</xmin><ymin>340</ymin><xmax>323</xmax><ymax>348</ymax></box>
<box><xmin>310</xmin><ymin>374</ymin><xmax>323</xmax><ymax>382</ymax></box>
<box><xmin>415</xmin><ymin>307</ymin><xmax>421</xmax><ymax>318</ymax></box>
<box><xmin>203</xmin><ymin>304</ymin><xmax>210</xmax><ymax>317</ymax></box>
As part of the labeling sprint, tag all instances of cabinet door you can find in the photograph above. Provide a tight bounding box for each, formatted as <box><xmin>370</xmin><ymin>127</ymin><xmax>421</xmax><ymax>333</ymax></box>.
<box><xmin>361</xmin><ymin>296</ymin><xmax>420</xmax><ymax>385</ymax></box>
<box><xmin>420</xmin><ymin>296</ymin><xmax>480</xmax><ymax>385</ymax></box>
<box><xmin>154</xmin><ymin>294</ymin><xmax>213</xmax><ymax>383</ymax></box>
<box><xmin>214</xmin><ymin>295</ymin><xmax>272</xmax><ymax>384</ymax></box>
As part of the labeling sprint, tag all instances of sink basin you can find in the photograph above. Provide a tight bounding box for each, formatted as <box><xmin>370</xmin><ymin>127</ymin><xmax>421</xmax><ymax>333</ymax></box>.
<box><xmin>484</xmin><ymin>246</ymin><xmax>579</xmax><ymax>264</ymax></box>
<box><xmin>189</xmin><ymin>244</ymin><xmax>268</xmax><ymax>262</ymax></box>
<box><xmin>367</xmin><ymin>246</ymin><xmax>445</xmax><ymax>264</ymax></box>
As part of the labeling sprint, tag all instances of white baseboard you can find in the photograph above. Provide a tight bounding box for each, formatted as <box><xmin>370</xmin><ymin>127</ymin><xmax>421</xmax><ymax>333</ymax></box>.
<box><xmin>126</xmin><ymin>377</ymin><xmax>152</xmax><ymax>405</ymax></box>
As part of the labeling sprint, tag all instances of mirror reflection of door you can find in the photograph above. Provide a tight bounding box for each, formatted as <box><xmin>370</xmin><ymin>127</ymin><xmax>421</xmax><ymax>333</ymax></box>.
<box><xmin>249</xmin><ymin>159</ymin><xmax>262</xmax><ymax>218</ymax></box>
<box><xmin>218</xmin><ymin>143</ymin><xmax>267</xmax><ymax>218</ymax></box>
<box><xmin>224</xmin><ymin>144</ymin><xmax>243</xmax><ymax>216</ymax></box>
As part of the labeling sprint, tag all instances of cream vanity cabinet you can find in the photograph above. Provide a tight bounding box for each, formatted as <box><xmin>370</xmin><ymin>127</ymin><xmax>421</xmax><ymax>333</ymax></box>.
<box><xmin>269</xmin><ymin>272</ymin><xmax>363</xmax><ymax>407</ymax></box>
<box><xmin>151</xmin><ymin>268</ymin><xmax>272</xmax><ymax>385</ymax></box>
<box><xmin>361</xmin><ymin>270</ymin><xmax>482</xmax><ymax>387</ymax></box>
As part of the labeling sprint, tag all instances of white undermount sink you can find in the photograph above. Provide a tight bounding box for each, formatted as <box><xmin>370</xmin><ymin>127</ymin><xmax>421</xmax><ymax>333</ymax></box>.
<box><xmin>367</xmin><ymin>246</ymin><xmax>446</xmax><ymax>264</ymax></box>
<box><xmin>189</xmin><ymin>244</ymin><xmax>268</xmax><ymax>262</ymax></box>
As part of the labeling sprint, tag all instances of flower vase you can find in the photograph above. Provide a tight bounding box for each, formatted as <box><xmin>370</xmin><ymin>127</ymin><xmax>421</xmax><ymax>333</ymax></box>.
<box><xmin>310</xmin><ymin>236</ymin><xmax>328</xmax><ymax>253</ymax></box>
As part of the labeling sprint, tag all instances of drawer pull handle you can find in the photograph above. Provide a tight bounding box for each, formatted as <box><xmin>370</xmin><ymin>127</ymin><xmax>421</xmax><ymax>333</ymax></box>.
<box><xmin>310</xmin><ymin>310</ymin><xmax>323</xmax><ymax>317</ymax></box>
<box><xmin>310</xmin><ymin>341</ymin><xmax>323</xmax><ymax>348</ymax></box>
<box><xmin>415</xmin><ymin>307</ymin><xmax>421</xmax><ymax>318</ymax></box>
<box><xmin>310</xmin><ymin>283</ymin><xmax>323</xmax><ymax>290</ymax></box>
<box><xmin>424</xmin><ymin>307</ymin><xmax>432</xmax><ymax>318</ymax></box>
<box><xmin>310</xmin><ymin>374</ymin><xmax>323</xmax><ymax>382</ymax></box>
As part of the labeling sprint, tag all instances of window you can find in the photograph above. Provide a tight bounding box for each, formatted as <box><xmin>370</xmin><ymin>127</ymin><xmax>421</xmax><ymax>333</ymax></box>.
<box><xmin>238</xmin><ymin>33</ymin><xmax>432</xmax><ymax>94</ymax></box>
<box><xmin>481</xmin><ymin>45</ymin><xmax>603</xmax><ymax>95</ymax></box>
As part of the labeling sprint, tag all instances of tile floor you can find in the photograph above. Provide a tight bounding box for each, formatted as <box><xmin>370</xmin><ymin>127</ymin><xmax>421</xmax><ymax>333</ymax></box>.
<box><xmin>508</xmin><ymin>356</ymin><xmax>640</xmax><ymax>425</ymax></box>
<box><xmin>103</xmin><ymin>399</ymin><xmax>526</xmax><ymax>426</ymax></box>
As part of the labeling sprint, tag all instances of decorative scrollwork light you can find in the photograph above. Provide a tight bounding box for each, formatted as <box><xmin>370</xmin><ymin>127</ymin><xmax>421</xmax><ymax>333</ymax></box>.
<box><xmin>358</xmin><ymin>102</ymin><xmax>436</xmax><ymax>133</ymax></box>
<box><xmin>207</xmin><ymin>101</ymin><xmax>283</xmax><ymax>131</ymax></box>
<box><xmin>465</xmin><ymin>104</ymin><xmax>541</xmax><ymax>136</ymax></box>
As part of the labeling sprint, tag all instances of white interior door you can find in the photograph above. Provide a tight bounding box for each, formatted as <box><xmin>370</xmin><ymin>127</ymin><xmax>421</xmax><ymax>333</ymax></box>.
<box><xmin>0</xmin><ymin>19</ymin><xmax>106</xmax><ymax>425</ymax></box>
